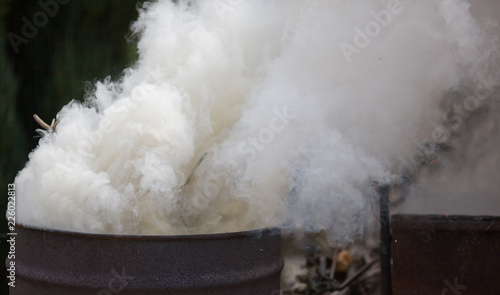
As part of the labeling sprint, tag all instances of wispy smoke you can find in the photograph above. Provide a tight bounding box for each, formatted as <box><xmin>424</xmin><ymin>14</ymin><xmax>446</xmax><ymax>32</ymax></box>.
<box><xmin>14</xmin><ymin>0</ymin><xmax>498</xmax><ymax>243</ymax></box>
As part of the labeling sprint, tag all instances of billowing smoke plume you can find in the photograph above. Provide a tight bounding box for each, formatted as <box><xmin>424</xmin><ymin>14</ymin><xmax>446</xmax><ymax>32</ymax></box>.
<box><xmin>397</xmin><ymin>0</ymin><xmax>500</xmax><ymax>216</ymax></box>
<box><xmin>14</xmin><ymin>0</ymin><xmax>498</xmax><ymax>243</ymax></box>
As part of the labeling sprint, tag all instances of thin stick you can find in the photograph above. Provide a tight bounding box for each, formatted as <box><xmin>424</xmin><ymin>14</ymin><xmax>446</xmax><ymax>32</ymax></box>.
<box><xmin>329</xmin><ymin>247</ymin><xmax>339</xmax><ymax>279</ymax></box>
<box><xmin>33</xmin><ymin>114</ymin><xmax>51</xmax><ymax>130</ymax></box>
<box><xmin>319</xmin><ymin>254</ymin><xmax>327</xmax><ymax>277</ymax></box>
<box><xmin>184</xmin><ymin>152</ymin><xmax>208</xmax><ymax>186</ymax></box>
<box><xmin>33</xmin><ymin>114</ymin><xmax>58</xmax><ymax>132</ymax></box>
<box><xmin>338</xmin><ymin>259</ymin><xmax>377</xmax><ymax>290</ymax></box>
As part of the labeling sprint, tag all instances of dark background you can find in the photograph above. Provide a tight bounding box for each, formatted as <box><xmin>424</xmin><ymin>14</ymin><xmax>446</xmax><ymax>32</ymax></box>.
<box><xmin>1</xmin><ymin>1</ymin><xmax>143</xmax><ymax>293</ymax></box>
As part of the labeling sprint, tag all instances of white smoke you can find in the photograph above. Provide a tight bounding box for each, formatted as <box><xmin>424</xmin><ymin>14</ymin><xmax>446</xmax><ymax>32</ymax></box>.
<box><xmin>14</xmin><ymin>0</ymin><xmax>498</xmax><ymax>243</ymax></box>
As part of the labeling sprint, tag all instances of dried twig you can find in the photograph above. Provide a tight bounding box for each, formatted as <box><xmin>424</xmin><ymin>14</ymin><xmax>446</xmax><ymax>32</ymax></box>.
<box><xmin>319</xmin><ymin>254</ymin><xmax>327</xmax><ymax>277</ymax></box>
<box><xmin>338</xmin><ymin>259</ymin><xmax>378</xmax><ymax>290</ymax></box>
<box><xmin>184</xmin><ymin>152</ymin><xmax>208</xmax><ymax>186</ymax></box>
<box><xmin>33</xmin><ymin>114</ymin><xmax>58</xmax><ymax>132</ymax></box>
<box><xmin>329</xmin><ymin>247</ymin><xmax>339</xmax><ymax>279</ymax></box>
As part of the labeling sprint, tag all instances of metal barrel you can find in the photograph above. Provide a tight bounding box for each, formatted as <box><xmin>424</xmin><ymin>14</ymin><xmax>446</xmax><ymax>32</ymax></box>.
<box><xmin>8</xmin><ymin>225</ymin><xmax>283</xmax><ymax>295</ymax></box>
<box><xmin>391</xmin><ymin>214</ymin><xmax>500</xmax><ymax>295</ymax></box>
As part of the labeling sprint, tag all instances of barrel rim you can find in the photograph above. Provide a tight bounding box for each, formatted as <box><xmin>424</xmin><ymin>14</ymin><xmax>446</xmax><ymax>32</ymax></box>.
<box><xmin>391</xmin><ymin>214</ymin><xmax>500</xmax><ymax>231</ymax></box>
<box><xmin>14</xmin><ymin>222</ymin><xmax>281</xmax><ymax>240</ymax></box>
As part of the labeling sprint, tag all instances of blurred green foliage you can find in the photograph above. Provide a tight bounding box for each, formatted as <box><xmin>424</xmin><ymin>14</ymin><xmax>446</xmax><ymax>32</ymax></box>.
<box><xmin>1</xmin><ymin>0</ymin><xmax>24</xmax><ymax>192</ymax></box>
<box><xmin>1</xmin><ymin>1</ymin><xmax>143</xmax><ymax>292</ymax></box>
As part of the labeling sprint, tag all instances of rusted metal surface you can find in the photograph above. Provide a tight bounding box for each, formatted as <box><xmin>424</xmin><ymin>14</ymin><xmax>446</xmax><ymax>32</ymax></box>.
<box><xmin>8</xmin><ymin>224</ymin><xmax>283</xmax><ymax>294</ymax></box>
<box><xmin>391</xmin><ymin>214</ymin><xmax>500</xmax><ymax>295</ymax></box>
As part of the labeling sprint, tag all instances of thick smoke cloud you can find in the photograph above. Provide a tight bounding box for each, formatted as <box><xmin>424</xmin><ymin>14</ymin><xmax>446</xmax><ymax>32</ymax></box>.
<box><xmin>14</xmin><ymin>0</ymin><xmax>498</xmax><ymax>243</ymax></box>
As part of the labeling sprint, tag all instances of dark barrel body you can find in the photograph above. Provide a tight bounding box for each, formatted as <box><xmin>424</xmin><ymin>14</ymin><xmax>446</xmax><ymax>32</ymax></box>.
<box><xmin>391</xmin><ymin>214</ymin><xmax>500</xmax><ymax>295</ymax></box>
<box><xmin>8</xmin><ymin>225</ymin><xmax>283</xmax><ymax>295</ymax></box>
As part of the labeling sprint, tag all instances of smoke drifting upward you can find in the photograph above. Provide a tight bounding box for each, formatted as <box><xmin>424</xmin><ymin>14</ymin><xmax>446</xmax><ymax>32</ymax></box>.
<box><xmin>14</xmin><ymin>0</ymin><xmax>498</xmax><ymax>243</ymax></box>
<box><xmin>397</xmin><ymin>0</ymin><xmax>500</xmax><ymax>216</ymax></box>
